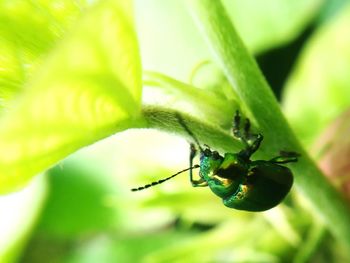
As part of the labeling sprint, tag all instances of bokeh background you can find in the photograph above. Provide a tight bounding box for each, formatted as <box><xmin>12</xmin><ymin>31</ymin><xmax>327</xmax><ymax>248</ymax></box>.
<box><xmin>1</xmin><ymin>0</ymin><xmax>350</xmax><ymax>262</ymax></box>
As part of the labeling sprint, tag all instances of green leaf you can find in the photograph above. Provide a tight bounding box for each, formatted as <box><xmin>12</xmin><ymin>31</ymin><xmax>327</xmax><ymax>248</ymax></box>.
<box><xmin>0</xmin><ymin>0</ymin><xmax>142</xmax><ymax>194</ymax></box>
<box><xmin>37</xmin><ymin>164</ymin><xmax>118</xmax><ymax>238</ymax></box>
<box><xmin>0</xmin><ymin>0</ymin><xmax>88</xmax><ymax>107</ymax></box>
<box><xmin>283</xmin><ymin>4</ymin><xmax>350</xmax><ymax>146</ymax></box>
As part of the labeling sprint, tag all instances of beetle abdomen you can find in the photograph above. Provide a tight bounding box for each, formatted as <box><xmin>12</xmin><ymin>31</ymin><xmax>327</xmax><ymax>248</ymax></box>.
<box><xmin>223</xmin><ymin>161</ymin><xmax>293</xmax><ymax>211</ymax></box>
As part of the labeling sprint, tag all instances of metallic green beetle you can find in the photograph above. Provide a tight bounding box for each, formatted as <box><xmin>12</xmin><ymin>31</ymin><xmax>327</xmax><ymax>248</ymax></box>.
<box><xmin>132</xmin><ymin>111</ymin><xmax>299</xmax><ymax>212</ymax></box>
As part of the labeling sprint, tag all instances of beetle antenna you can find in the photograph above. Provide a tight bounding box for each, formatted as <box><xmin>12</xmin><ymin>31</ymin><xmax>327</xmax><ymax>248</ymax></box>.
<box><xmin>176</xmin><ymin>113</ymin><xmax>204</xmax><ymax>152</ymax></box>
<box><xmin>131</xmin><ymin>165</ymin><xmax>200</xmax><ymax>192</ymax></box>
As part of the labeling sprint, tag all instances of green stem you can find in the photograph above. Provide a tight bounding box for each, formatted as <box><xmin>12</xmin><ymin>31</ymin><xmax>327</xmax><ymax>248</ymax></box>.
<box><xmin>183</xmin><ymin>0</ymin><xmax>350</xmax><ymax>251</ymax></box>
<box><xmin>142</xmin><ymin>106</ymin><xmax>242</xmax><ymax>153</ymax></box>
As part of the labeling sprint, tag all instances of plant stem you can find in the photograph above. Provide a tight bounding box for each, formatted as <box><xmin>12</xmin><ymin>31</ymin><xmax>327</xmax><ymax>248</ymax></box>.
<box><xmin>184</xmin><ymin>0</ymin><xmax>350</xmax><ymax>251</ymax></box>
<box><xmin>142</xmin><ymin>106</ymin><xmax>242</xmax><ymax>153</ymax></box>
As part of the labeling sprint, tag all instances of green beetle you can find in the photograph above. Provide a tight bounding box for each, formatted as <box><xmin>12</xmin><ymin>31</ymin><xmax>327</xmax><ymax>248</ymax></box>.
<box><xmin>132</xmin><ymin>111</ymin><xmax>299</xmax><ymax>212</ymax></box>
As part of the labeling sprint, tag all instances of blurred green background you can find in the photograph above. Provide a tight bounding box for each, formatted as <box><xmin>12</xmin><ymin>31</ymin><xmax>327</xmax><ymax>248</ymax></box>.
<box><xmin>1</xmin><ymin>0</ymin><xmax>350</xmax><ymax>262</ymax></box>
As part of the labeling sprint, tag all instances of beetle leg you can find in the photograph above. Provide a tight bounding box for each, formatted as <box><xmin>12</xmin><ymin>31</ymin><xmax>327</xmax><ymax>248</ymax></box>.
<box><xmin>233</xmin><ymin>110</ymin><xmax>261</xmax><ymax>149</ymax></box>
<box><xmin>269</xmin><ymin>152</ymin><xmax>299</xmax><ymax>164</ymax></box>
<box><xmin>190</xmin><ymin>143</ymin><xmax>197</xmax><ymax>162</ymax></box>
<box><xmin>189</xmin><ymin>144</ymin><xmax>208</xmax><ymax>187</ymax></box>
<box><xmin>189</xmin><ymin>143</ymin><xmax>197</xmax><ymax>182</ymax></box>
<box><xmin>233</xmin><ymin>110</ymin><xmax>251</xmax><ymax>141</ymax></box>
<box><xmin>233</xmin><ymin>111</ymin><xmax>264</xmax><ymax>160</ymax></box>
<box><xmin>248</xmin><ymin>134</ymin><xmax>263</xmax><ymax>154</ymax></box>
<box><xmin>243</xmin><ymin>119</ymin><xmax>262</xmax><ymax>148</ymax></box>
<box><xmin>243</xmin><ymin>118</ymin><xmax>251</xmax><ymax>139</ymax></box>
<box><xmin>279</xmin><ymin>151</ymin><xmax>301</xmax><ymax>158</ymax></box>
<box><xmin>232</xmin><ymin>110</ymin><xmax>242</xmax><ymax>139</ymax></box>
<box><xmin>239</xmin><ymin>134</ymin><xmax>263</xmax><ymax>160</ymax></box>
<box><xmin>191</xmin><ymin>177</ymin><xmax>209</xmax><ymax>187</ymax></box>
<box><xmin>233</xmin><ymin>110</ymin><xmax>250</xmax><ymax>147</ymax></box>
